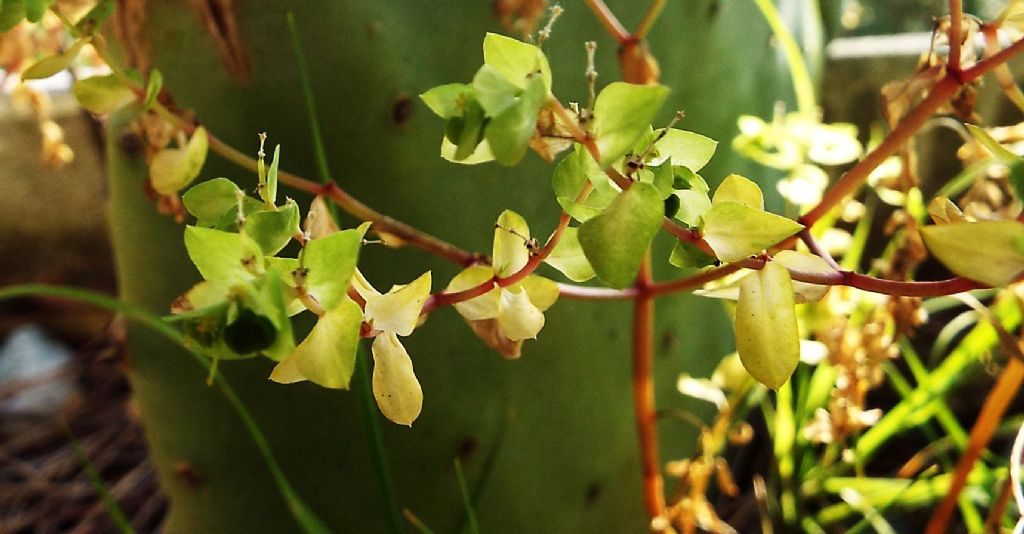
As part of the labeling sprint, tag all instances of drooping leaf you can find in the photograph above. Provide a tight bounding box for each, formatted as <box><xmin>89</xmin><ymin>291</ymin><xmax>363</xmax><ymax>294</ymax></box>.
<box><xmin>920</xmin><ymin>220</ymin><xmax>1024</xmax><ymax>286</ymax></box>
<box><xmin>420</xmin><ymin>83</ymin><xmax>474</xmax><ymax>119</ymax></box>
<box><xmin>669</xmin><ymin>241</ymin><xmax>717</xmax><ymax>269</ymax></box>
<box><xmin>485</xmin><ymin>74</ymin><xmax>546</xmax><ymax>166</ymax></box>
<box><xmin>150</xmin><ymin>126</ymin><xmax>209</xmax><ymax>194</ymax></box>
<box><xmin>302</xmin><ymin>223</ymin><xmax>368</xmax><ymax>310</ymax></box>
<box><xmin>650</xmin><ymin>129</ymin><xmax>717</xmax><ymax>172</ymax></box>
<box><xmin>712</xmin><ymin>174</ymin><xmax>763</xmax><ymax>210</ymax></box>
<box><xmin>271</xmin><ymin>297</ymin><xmax>362</xmax><ymax>389</ymax></box>
<box><xmin>182</xmin><ymin>177</ymin><xmax>243</xmax><ymax>225</ymax></box>
<box><xmin>578</xmin><ymin>182</ymin><xmax>664</xmax><ymax>288</ymax></box>
<box><xmin>364</xmin><ymin>272</ymin><xmax>432</xmax><ymax>336</ymax></box>
<box><xmin>183</xmin><ymin>226</ymin><xmax>263</xmax><ymax>286</ymax></box>
<box><xmin>72</xmin><ymin>75</ymin><xmax>136</xmax><ymax>114</ymax></box>
<box><xmin>734</xmin><ymin>262</ymin><xmax>800</xmax><ymax>389</ymax></box>
<box><xmin>493</xmin><ymin>210</ymin><xmax>531</xmax><ymax>277</ymax></box>
<box><xmin>472</xmin><ymin>64</ymin><xmax>520</xmax><ymax>116</ymax></box>
<box><xmin>497</xmin><ymin>286</ymin><xmax>544</xmax><ymax>341</ymax></box>
<box><xmin>701</xmin><ymin>202</ymin><xmax>803</xmax><ymax>263</ymax></box>
<box><xmin>591</xmin><ymin>82</ymin><xmax>669</xmax><ymax>166</ymax></box>
<box><xmin>244</xmin><ymin>200</ymin><xmax>301</xmax><ymax>256</ymax></box>
<box><xmin>371</xmin><ymin>332</ymin><xmax>423</xmax><ymax>426</ymax></box>
<box><xmin>447</xmin><ymin>265</ymin><xmax>499</xmax><ymax>320</ymax></box>
<box><xmin>482</xmin><ymin>32</ymin><xmax>552</xmax><ymax>91</ymax></box>
<box><xmin>545</xmin><ymin>227</ymin><xmax>596</xmax><ymax>282</ymax></box>
<box><xmin>143</xmin><ymin>69</ymin><xmax>163</xmax><ymax>111</ymax></box>
<box><xmin>21</xmin><ymin>37</ymin><xmax>89</xmax><ymax>80</ymax></box>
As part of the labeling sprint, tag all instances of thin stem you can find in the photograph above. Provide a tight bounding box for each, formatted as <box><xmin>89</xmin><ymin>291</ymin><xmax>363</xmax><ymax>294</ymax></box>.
<box><xmin>751</xmin><ymin>0</ymin><xmax>817</xmax><ymax>116</ymax></box>
<box><xmin>949</xmin><ymin>0</ymin><xmax>964</xmax><ymax>72</ymax></box>
<box><xmin>632</xmin><ymin>255</ymin><xmax>665</xmax><ymax>520</ymax></box>
<box><xmin>557</xmin><ymin>283</ymin><xmax>636</xmax><ymax>300</ymax></box>
<box><xmin>583</xmin><ymin>0</ymin><xmax>630</xmax><ymax>44</ymax></box>
<box><xmin>286</xmin><ymin>12</ymin><xmax>333</xmax><ymax>186</ymax></box>
<box><xmin>634</xmin><ymin>0</ymin><xmax>667</xmax><ymax>40</ymax></box>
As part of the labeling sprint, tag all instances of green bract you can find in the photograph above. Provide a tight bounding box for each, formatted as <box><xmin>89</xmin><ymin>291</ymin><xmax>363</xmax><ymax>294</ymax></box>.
<box><xmin>244</xmin><ymin>200</ymin><xmax>301</xmax><ymax>256</ymax></box>
<box><xmin>184</xmin><ymin>226</ymin><xmax>264</xmax><ymax>287</ymax></box>
<box><xmin>734</xmin><ymin>262</ymin><xmax>800</xmax><ymax>390</ymax></box>
<box><xmin>920</xmin><ymin>220</ymin><xmax>1024</xmax><ymax>286</ymax></box>
<box><xmin>183</xmin><ymin>177</ymin><xmax>243</xmax><ymax>225</ymax></box>
<box><xmin>578</xmin><ymin>182</ymin><xmax>664</xmax><ymax>289</ymax></box>
<box><xmin>591</xmin><ymin>82</ymin><xmax>669</xmax><ymax>167</ymax></box>
<box><xmin>143</xmin><ymin>69</ymin><xmax>163</xmax><ymax>111</ymax></box>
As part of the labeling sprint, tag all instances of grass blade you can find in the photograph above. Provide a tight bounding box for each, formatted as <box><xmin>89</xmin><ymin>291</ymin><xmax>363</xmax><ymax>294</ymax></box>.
<box><xmin>455</xmin><ymin>458</ymin><xmax>481</xmax><ymax>534</ymax></box>
<box><xmin>62</xmin><ymin>421</ymin><xmax>138</xmax><ymax>534</ymax></box>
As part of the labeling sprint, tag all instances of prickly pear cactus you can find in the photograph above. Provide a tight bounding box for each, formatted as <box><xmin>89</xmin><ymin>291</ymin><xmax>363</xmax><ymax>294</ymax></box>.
<box><xmin>106</xmin><ymin>1</ymin><xmax>824</xmax><ymax>531</ymax></box>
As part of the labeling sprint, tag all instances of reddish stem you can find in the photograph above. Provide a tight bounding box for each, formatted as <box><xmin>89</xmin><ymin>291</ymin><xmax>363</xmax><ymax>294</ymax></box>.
<box><xmin>632</xmin><ymin>255</ymin><xmax>665</xmax><ymax>520</ymax></box>
<box><xmin>949</xmin><ymin>0</ymin><xmax>964</xmax><ymax>73</ymax></box>
<box><xmin>583</xmin><ymin>0</ymin><xmax>630</xmax><ymax>44</ymax></box>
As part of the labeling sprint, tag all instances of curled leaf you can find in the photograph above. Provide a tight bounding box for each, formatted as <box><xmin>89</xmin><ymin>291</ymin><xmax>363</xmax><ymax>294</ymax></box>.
<box><xmin>926</xmin><ymin>196</ymin><xmax>966</xmax><ymax>225</ymax></box>
<box><xmin>73</xmin><ymin>75</ymin><xmax>136</xmax><ymax>114</ymax></box>
<box><xmin>772</xmin><ymin>250</ymin><xmax>834</xmax><ymax>303</ymax></box>
<box><xmin>493</xmin><ymin>210</ymin><xmax>532</xmax><ymax>277</ymax></box>
<box><xmin>150</xmin><ymin>126</ymin><xmax>209</xmax><ymax>195</ymax></box>
<box><xmin>497</xmin><ymin>286</ymin><xmax>544</xmax><ymax>341</ymax></box>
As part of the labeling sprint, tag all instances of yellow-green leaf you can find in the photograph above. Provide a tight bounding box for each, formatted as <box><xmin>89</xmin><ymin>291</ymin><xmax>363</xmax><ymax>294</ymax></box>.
<box><xmin>497</xmin><ymin>286</ymin><xmax>544</xmax><ymax>341</ymax></box>
<box><xmin>517</xmin><ymin>275</ymin><xmax>559</xmax><ymax>311</ymax></box>
<box><xmin>926</xmin><ymin>196</ymin><xmax>966</xmax><ymax>225</ymax></box>
<box><xmin>482</xmin><ymin>32</ymin><xmax>552</xmax><ymax>91</ymax></box>
<box><xmin>493</xmin><ymin>210</ymin><xmax>531</xmax><ymax>277</ymax></box>
<box><xmin>545</xmin><ymin>227</ymin><xmax>595</xmax><ymax>282</ymax></box>
<box><xmin>150</xmin><ymin>126</ymin><xmax>209</xmax><ymax>194</ymax></box>
<box><xmin>184</xmin><ymin>226</ymin><xmax>263</xmax><ymax>286</ymax></box>
<box><xmin>651</xmin><ymin>129</ymin><xmax>717</xmax><ymax>172</ymax></box>
<box><xmin>734</xmin><ymin>262</ymin><xmax>800</xmax><ymax>390</ymax></box>
<box><xmin>920</xmin><ymin>220</ymin><xmax>1024</xmax><ymax>286</ymax></box>
<box><xmin>712</xmin><ymin>174</ymin><xmax>763</xmax><ymax>210</ymax></box>
<box><xmin>21</xmin><ymin>37</ymin><xmax>89</xmax><ymax>80</ymax></box>
<box><xmin>271</xmin><ymin>297</ymin><xmax>362</xmax><ymax>389</ymax></box>
<box><xmin>447</xmin><ymin>265</ymin><xmax>499</xmax><ymax>320</ymax></box>
<box><xmin>364</xmin><ymin>272</ymin><xmax>432</xmax><ymax>336</ymax></box>
<box><xmin>772</xmin><ymin>250</ymin><xmax>834</xmax><ymax>303</ymax></box>
<box><xmin>701</xmin><ymin>202</ymin><xmax>803</xmax><ymax>263</ymax></box>
<box><xmin>371</xmin><ymin>332</ymin><xmax>423</xmax><ymax>426</ymax></box>
<box><xmin>72</xmin><ymin>75</ymin><xmax>136</xmax><ymax>114</ymax></box>
<box><xmin>591</xmin><ymin>82</ymin><xmax>669</xmax><ymax>167</ymax></box>
<box><xmin>303</xmin><ymin>223</ymin><xmax>368</xmax><ymax>311</ymax></box>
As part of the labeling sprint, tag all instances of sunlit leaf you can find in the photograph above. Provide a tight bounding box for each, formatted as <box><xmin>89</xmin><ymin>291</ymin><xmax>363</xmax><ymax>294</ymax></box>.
<box><xmin>150</xmin><ymin>126</ymin><xmax>209</xmax><ymax>194</ymax></box>
<box><xmin>302</xmin><ymin>223</ymin><xmax>368</xmax><ymax>310</ymax></box>
<box><xmin>184</xmin><ymin>226</ymin><xmax>263</xmax><ymax>286</ymax></box>
<box><xmin>271</xmin><ymin>297</ymin><xmax>362</xmax><ymax>389</ymax></box>
<box><xmin>364</xmin><ymin>272</ymin><xmax>431</xmax><ymax>336</ymax></box>
<box><xmin>920</xmin><ymin>220</ymin><xmax>1024</xmax><ymax>286</ymax></box>
<box><xmin>701</xmin><ymin>202</ymin><xmax>803</xmax><ymax>263</ymax></box>
<box><xmin>371</xmin><ymin>333</ymin><xmax>423</xmax><ymax>425</ymax></box>
<box><xmin>926</xmin><ymin>196</ymin><xmax>966</xmax><ymax>225</ymax></box>
<box><xmin>650</xmin><ymin>129</ymin><xmax>717</xmax><ymax>171</ymax></box>
<box><xmin>579</xmin><ymin>182</ymin><xmax>663</xmax><ymax>288</ymax></box>
<box><xmin>734</xmin><ymin>262</ymin><xmax>799</xmax><ymax>389</ymax></box>
<box><xmin>21</xmin><ymin>37</ymin><xmax>89</xmax><ymax>80</ymax></box>
<box><xmin>545</xmin><ymin>227</ymin><xmax>595</xmax><ymax>282</ymax></box>
<box><xmin>712</xmin><ymin>174</ymin><xmax>763</xmax><ymax>210</ymax></box>
<box><xmin>497</xmin><ymin>286</ymin><xmax>544</xmax><ymax>341</ymax></box>
<box><xmin>591</xmin><ymin>82</ymin><xmax>669</xmax><ymax>166</ymax></box>
<box><xmin>493</xmin><ymin>210</ymin><xmax>531</xmax><ymax>277</ymax></box>
<box><xmin>72</xmin><ymin>75</ymin><xmax>136</xmax><ymax>114</ymax></box>
<box><xmin>482</xmin><ymin>32</ymin><xmax>552</xmax><ymax>91</ymax></box>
